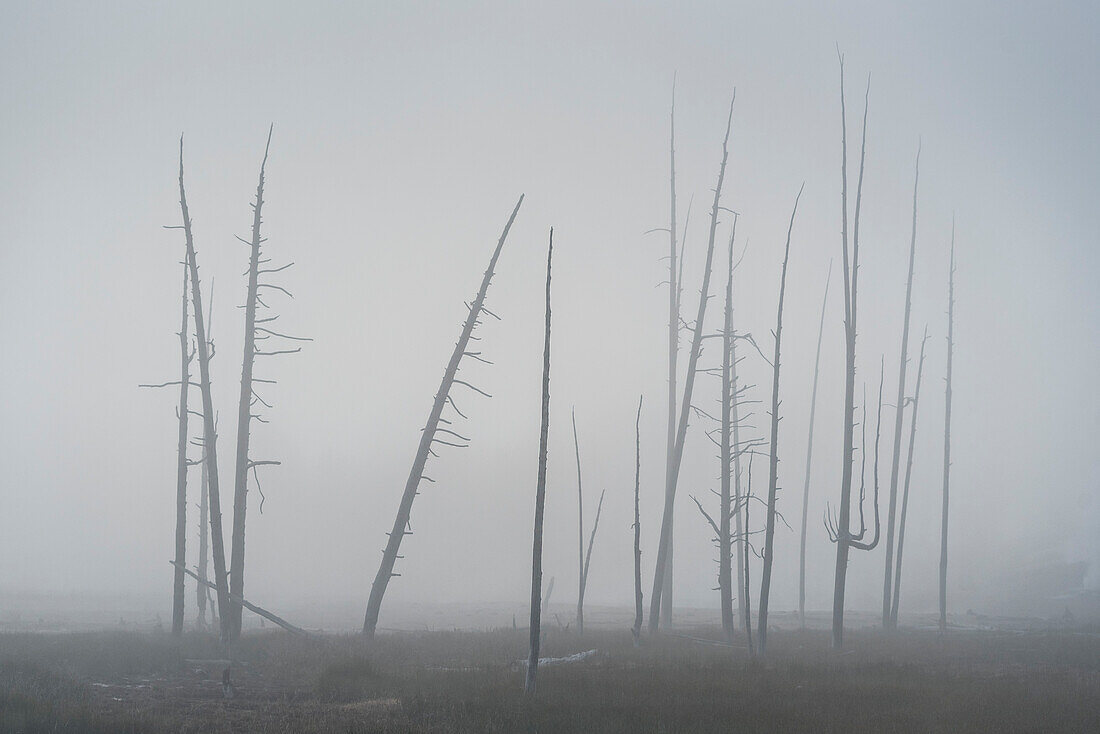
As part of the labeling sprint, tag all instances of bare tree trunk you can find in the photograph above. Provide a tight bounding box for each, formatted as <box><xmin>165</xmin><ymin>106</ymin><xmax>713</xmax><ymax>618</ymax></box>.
<box><xmin>743</xmin><ymin>453</ymin><xmax>755</xmax><ymax>657</ymax></box>
<box><xmin>883</xmin><ymin>144</ymin><xmax>921</xmax><ymax>630</ymax></box>
<box><xmin>662</xmin><ymin>78</ymin><xmax>679</xmax><ymax>628</ymax></box>
<box><xmin>650</xmin><ymin>92</ymin><xmax>735</xmax><ymax>633</ymax></box>
<box><xmin>196</xmin><ymin>290</ymin><xmax>213</xmax><ymax>628</ymax></box>
<box><xmin>364</xmin><ymin>195</ymin><xmax>524</xmax><ymax>637</ymax></box>
<box><xmin>228</xmin><ymin>127</ymin><xmax>274</xmax><ymax>641</ymax></box>
<box><xmin>731</xmin><ymin>311</ymin><xmax>746</xmax><ymax>631</ymax></box>
<box><xmin>718</xmin><ymin>224</ymin><xmax>736</xmax><ymax>641</ymax></box>
<box><xmin>573</xmin><ymin>409</ymin><xmax>585</xmax><ymax>634</ymax></box>
<box><xmin>830</xmin><ymin>54</ymin><xmax>870</xmax><ymax>650</ymax></box>
<box><xmin>890</xmin><ymin>328</ymin><xmax>929</xmax><ymax>626</ymax></box>
<box><xmin>799</xmin><ymin>262</ymin><xmax>831</xmax><ymax>630</ymax></box>
<box><xmin>176</xmin><ymin>136</ymin><xmax>231</xmax><ymax>643</ymax></box>
<box><xmin>632</xmin><ymin>396</ymin><xmax>644</xmax><ymax>644</ymax></box>
<box><xmin>525</xmin><ymin>228</ymin><xmax>553</xmax><ymax>696</ymax></box>
<box><xmin>579</xmin><ymin>490</ymin><xmax>604</xmax><ymax>634</ymax></box>
<box><xmin>172</xmin><ymin>262</ymin><xmax>192</xmax><ymax>637</ymax></box>
<box><xmin>939</xmin><ymin>227</ymin><xmax>956</xmax><ymax>636</ymax></box>
<box><xmin>757</xmin><ymin>184</ymin><xmax>804</xmax><ymax>657</ymax></box>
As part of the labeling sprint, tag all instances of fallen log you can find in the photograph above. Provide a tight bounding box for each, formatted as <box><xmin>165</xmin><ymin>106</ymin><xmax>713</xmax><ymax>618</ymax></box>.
<box><xmin>170</xmin><ymin>561</ymin><xmax>311</xmax><ymax>637</ymax></box>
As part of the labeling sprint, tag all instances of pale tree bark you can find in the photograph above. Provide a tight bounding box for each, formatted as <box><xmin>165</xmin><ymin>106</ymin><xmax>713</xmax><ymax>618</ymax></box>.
<box><xmin>572</xmin><ymin>410</ymin><xmax>605</xmax><ymax>635</ymax></box>
<box><xmin>172</xmin><ymin>263</ymin><xmax>192</xmax><ymax>637</ymax></box>
<box><xmin>196</xmin><ymin>289</ymin><xmax>213</xmax><ymax>628</ymax></box>
<box><xmin>650</xmin><ymin>91</ymin><xmax>735</xmax><ymax>633</ymax></box>
<box><xmin>890</xmin><ymin>327</ymin><xmax>930</xmax><ymax>626</ymax></box>
<box><xmin>718</xmin><ymin>222</ymin><xmax>737</xmax><ymax>640</ymax></box>
<box><xmin>364</xmin><ymin>195</ymin><xmax>524</xmax><ymax>637</ymax></box>
<box><xmin>730</xmin><ymin>303</ymin><xmax>747</xmax><ymax>631</ymax></box>
<box><xmin>743</xmin><ymin>453</ymin><xmax>755</xmax><ymax>657</ymax></box>
<box><xmin>883</xmin><ymin>144</ymin><xmax>921</xmax><ymax>630</ymax></box>
<box><xmin>757</xmin><ymin>183</ymin><xmax>804</xmax><ymax>657</ymax></box>
<box><xmin>830</xmin><ymin>53</ymin><xmax>870</xmax><ymax>650</ymax></box>
<box><xmin>939</xmin><ymin>225</ymin><xmax>956</xmax><ymax>636</ymax></box>
<box><xmin>176</xmin><ymin>136</ymin><xmax>231</xmax><ymax>643</ymax></box>
<box><xmin>632</xmin><ymin>396</ymin><xmax>644</xmax><ymax>644</ymax></box>
<box><xmin>578</xmin><ymin>489</ymin><xmax>604</xmax><ymax>634</ymax></box>
<box><xmin>525</xmin><ymin>228</ymin><xmax>553</xmax><ymax>696</ymax></box>
<box><xmin>663</xmin><ymin>77</ymin><xmax>679</xmax><ymax>626</ymax></box>
<box><xmin>799</xmin><ymin>262</ymin><xmax>831</xmax><ymax>630</ymax></box>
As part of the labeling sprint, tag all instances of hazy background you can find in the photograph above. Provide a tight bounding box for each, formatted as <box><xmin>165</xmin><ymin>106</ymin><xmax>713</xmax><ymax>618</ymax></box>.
<box><xmin>1</xmin><ymin>0</ymin><xmax>1097</xmax><ymax>630</ymax></box>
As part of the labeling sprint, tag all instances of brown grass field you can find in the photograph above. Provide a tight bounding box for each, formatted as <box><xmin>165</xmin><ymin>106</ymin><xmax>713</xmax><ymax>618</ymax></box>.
<box><xmin>2</xmin><ymin>622</ymin><xmax>1099</xmax><ymax>733</ymax></box>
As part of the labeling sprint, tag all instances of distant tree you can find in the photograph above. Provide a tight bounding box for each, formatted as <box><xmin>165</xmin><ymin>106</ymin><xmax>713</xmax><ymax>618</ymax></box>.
<box><xmin>195</xmin><ymin>291</ymin><xmax>214</xmax><ymax>628</ymax></box>
<box><xmin>632</xmin><ymin>396</ymin><xmax>644</xmax><ymax>644</ymax></box>
<box><xmin>883</xmin><ymin>145</ymin><xmax>921</xmax><ymax>630</ymax></box>
<box><xmin>363</xmin><ymin>195</ymin><xmax>524</xmax><ymax>638</ymax></box>
<box><xmin>829</xmin><ymin>52</ymin><xmax>872</xmax><ymax>649</ymax></box>
<box><xmin>799</xmin><ymin>262</ymin><xmax>832</xmax><ymax>630</ymax></box>
<box><xmin>890</xmin><ymin>327</ymin><xmax>930</xmax><ymax>626</ymax></box>
<box><xmin>939</xmin><ymin>225</ymin><xmax>956</xmax><ymax>636</ymax></box>
<box><xmin>757</xmin><ymin>183</ymin><xmax>804</xmax><ymax>657</ymax></box>
<box><xmin>572</xmin><ymin>410</ymin><xmax>605</xmax><ymax>635</ymax></box>
<box><xmin>650</xmin><ymin>91</ymin><xmax>735</xmax><ymax>633</ymax></box>
<box><xmin>526</xmin><ymin>228</ymin><xmax>554</xmax><ymax>696</ymax></box>
<box><xmin>228</xmin><ymin>127</ymin><xmax>310</xmax><ymax>641</ymax></box>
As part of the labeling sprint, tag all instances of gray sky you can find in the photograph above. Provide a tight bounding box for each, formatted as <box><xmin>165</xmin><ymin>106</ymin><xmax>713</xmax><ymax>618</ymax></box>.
<box><xmin>1</xmin><ymin>1</ymin><xmax>1097</xmax><ymax>626</ymax></box>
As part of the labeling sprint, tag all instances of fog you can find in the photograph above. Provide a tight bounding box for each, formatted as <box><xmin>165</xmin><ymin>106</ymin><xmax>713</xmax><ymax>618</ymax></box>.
<box><xmin>1</xmin><ymin>1</ymin><xmax>1097</xmax><ymax>631</ymax></box>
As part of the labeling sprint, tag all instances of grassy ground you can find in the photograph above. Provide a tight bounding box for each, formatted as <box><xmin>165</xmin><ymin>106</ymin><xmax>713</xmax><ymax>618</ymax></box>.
<box><xmin>1</xmin><ymin>625</ymin><xmax>1098</xmax><ymax>733</ymax></box>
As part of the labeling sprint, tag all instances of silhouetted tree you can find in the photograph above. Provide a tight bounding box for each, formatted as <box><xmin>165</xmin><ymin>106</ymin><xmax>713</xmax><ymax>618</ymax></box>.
<box><xmin>650</xmin><ymin>91</ymin><xmax>735</xmax><ymax>633</ymax></box>
<box><xmin>572</xmin><ymin>409</ymin><xmax>604</xmax><ymax>635</ymax></box>
<box><xmin>939</xmin><ymin>225</ymin><xmax>956</xmax><ymax>636</ymax></box>
<box><xmin>526</xmin><ymin>228</ymin><xmax>554</xmax><ymax>696</ymax></box>
<box><xmin>829</xmin><ymin>52</ymin><xmax>871</xmax><ymax>649</ymax></box>
<box><xmin>799</xmin><ymin>262</ymin><xmax>831</xmax><ymax>630</ymax></box>
<box><xmin>757</xmin><ymin>183</ymin><xmax>804</xmax><ymax>657</ymax></box>
<box><xmin>363</xmin><ymin>195</ymin><xmax>524</xmax><ymax>637</ymax></box>
<box><xmin>883</xmin><ymin>144</ymin><xmax>921</xmax><ymax>630</ymax></box>
<box><xmin>632</xmin><ymin>396</ymin><xmax>644</xmax><ymax>644</ymax></box>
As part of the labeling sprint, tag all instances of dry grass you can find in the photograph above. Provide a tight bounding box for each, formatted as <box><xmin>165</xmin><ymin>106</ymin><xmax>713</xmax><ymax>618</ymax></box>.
<box><xmin>1</xmin><ymin>625</ymin><xmax>1098</xmax><ymax>732</ymax></box>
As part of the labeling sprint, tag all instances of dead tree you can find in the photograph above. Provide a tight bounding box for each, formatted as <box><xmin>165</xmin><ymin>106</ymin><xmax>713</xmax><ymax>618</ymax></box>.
<box><xmin>196</xmin><ymin>287</ymin><xmax>214</xmax><ymax>628</ymax></box>
<box><xmin>890</xmin><ymin>327</ymin><xmax>929</xmax><ymax>626</ymax></box>
<box><xmin>632</xmin><ymin>396</ymin><xmax>644</xmax><ymax>644</ymax></box>
<box><xmin>730</xmin><ymin>285</ymin><xmax>748</xmax><ymax>631</ymax></box>
<box><xmin>757</xmin><ymin>184</ymin><xmax>804</xmax><ymax>657</ymax></box>
<box><xmin>227</xmin><ymin>127</ymin><xmax>308</xmax><ymax>641</ymax></box>
<box><xmin>883</xmin><ymin>144</ymin><xmax>921</xmax><ymax>630</ymax></box>
<box><xmin>742</xmin><ymin>452</ymin><xmax>755</xmax><ymax>656</ymax></box>
<box><xmin>171</xmin><ymin>137</ymin><xmax>231</xmax><ymax>642</ymax></box>
<box><xmin>662</xmin><ymin>78</ymin><xmax>680</xmax><ymax>624</ymax></box>
<box><xmin>799</xmin><ymin>262</ymin><xmax>831</xmax><ymax>630</ymax></box>
<box><xmin>939</xmin><ymin>225</ymin><xmax>956</xmax><ymax>636</ymax></box>
<box><xmin>526</xmin><ymin>228</ymin><xmax>553</xmax><ymax>696</ymax></box>
<box><xmin>364</xmin><ymin>195</ymin><xmax>524</xmax><ymax>637</ymax></box>
<box><xmin>829</xmin><ymin>53</ymin><xmax>871</xmax><ymax>649</ymax></box>
<box><xmin>650</xmin><ymin>91</ymin><xmax>735</xmax><ymax>633</ymax></box>
<box><xmin>572</xmin><ymin>410</ymin><xmax>605</xmax><ymax>635</ymax></box>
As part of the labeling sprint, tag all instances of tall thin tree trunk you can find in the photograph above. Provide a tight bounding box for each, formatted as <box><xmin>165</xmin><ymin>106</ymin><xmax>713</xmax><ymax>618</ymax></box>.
<box><xmin>632</xmin><ymin>396</ymin><xmax>644</xmax><ymax>644</ymax></box>
<box><xmin>718</xmin><ymin>219</ymin><xmax>739</xmax><ymax>640</ymax></box>
<box><xmin>663</xmin><ymin>77</ymin><xmax>679</xmax><ymax>628</ymax></box>
<box><xmin>651</xmin><ymin>92</ymin><xmax>735</xmax><ymax>633</ymax></box>
<box><xmin>579</xmin><ymin>490</ymin><xmax>604</xmax><ymax>633</ymax></box>
<box><xmin>172</xmin><ymin>262</ymin><xmax>191</xmax><ymax>637</ymax></box>
<box><xmin>228</xmin><ymin>127</ymin><xmax>273</xmax><ymax>641</ymax></box>
<box><xmin>883</xmin><ymin>144</ymin><xmax>921</xmax><ymax>630</ymax></box>
<box><xmin>743</xmin><ymin>453</ymin><xmax>755</xmax><ymax>656</ymax></box>
<box><xmin>525</xmin><ymin>228</ymin><xmax>553</xmax><ymax>696</ymax></box>
<box><xmin>939</xmin><ymin>226</ymin><xmax>956</xmax><ymax>636</ymax></box>
<box><xmin>757</xmin><ymin>184</ymin><xmax>804</xmax><ymax>657</ymax></box>
<box><xmin>573</xmin><ymin>409</ymin><xmax>585</xmax><ymax>634</ymax></box>
<box><xmin>196</xmin><ymin>286</ymin><xmax>213</xmax><ymax>628</ymax></box>
<box><xmin>890</xmin><ymin>327</ymin><xmax>929</xmax><ymax>625</ymax></box>
<box><xmin>731</xmin><ymin>306</ymin><xmax>746</xmax><ymax>631</ymax></box>
<box><xmin>177</xmin><ymin>136</ymin><xmax>231</xmax><ymax>643</ymax></box>
<box><xmin>799</xmin><ymin>262</ymin><xmax>831</xmax><ymax>630</ymax></box>
<box><xmin>830</xmin><ymin>55</ymin><xmax>870</xmax><ymax>650</ymax></box>
<box><xmin>364</xmin><ymin>195</ymin><xmax>524</xmax><ymax>637</ymax></box>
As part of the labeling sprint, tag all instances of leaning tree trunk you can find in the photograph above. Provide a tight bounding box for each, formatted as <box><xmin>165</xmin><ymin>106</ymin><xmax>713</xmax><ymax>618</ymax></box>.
<box><xmin>757</xmin><ymin>184</ymin><xmax>803</xmax><ymax>657</ymax></box>
<box><xmin>830</xmin><ymin>54</ymin><xmax>870</xmax><ymax>650</ymax></box>
<box><xmin>662</xmin><ymin>78</ymin><xmax>680</xmax><ymax>626</ymax></box>
<box><xmin>799</xmin><ymin>262</ymin><xmax>831</xmax><ymax>630</ymax></box>
<box><xmin>718</xmin><ymin>226</ymin><xmax>735</xmax><ymax>640</ymax></box>
<box><xmin>939</xmin><ymin>228</ymin><xmax>956</xmax><ymax>636</ymax></box>
<box><xmin>578</xmin><ymin>489</ymin><xmax>605</xmax><ymax>634</ymax></box>
<box><xmin>730</xmin><ymin>303</ymin><xmax>746</xmax><ymax>631</ymax></box>
<box><xmin>172</xmin><ymin>262</ymin><xmax>192</xmax><ymax>637</ymax></box>
<box><xmin>364</xmin><ymin>195</ymin><xmax>524</xmax><ymax>637</ymax></box>
<box><xmin>890</xmin><ymin>327</ymin><xmax>929</xmax><ymax>626</ymax></box>
<box><xmin>228</xmin><ymin>127</ymin><xmax>273</xmax><ymax>641</ymax></box>
<box><xmin>177</xmin><ymin>136</ymin><xmax>231</xmax><ymax>643</ymax></box>
<box><xmin>650</xmin><ymin>91</ymin><xmax>735</xmax><ymax>633</ymax></box>
<box><xmin>632</xmin><ymin>395</ymin><xmax>644</xmax><ymax>644</ymax></box>
<box><xmin>883</xmin><ymin>144</ymin><xmax>921</xmax><ymax>630</ymax></box>
<box><xmin>196</xmin><ymin>286</ymin><xmax>213</xmax><ymax>628</ymax></box>
<box><xmin>525</xmin><ymin>228</ymin><xmax>553</xmax><ymax>696</ymax></box>
<box><xmin>573</xmin><ymin>409</ymin><xmax>585</xmax><ymax>634</ymax></box>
